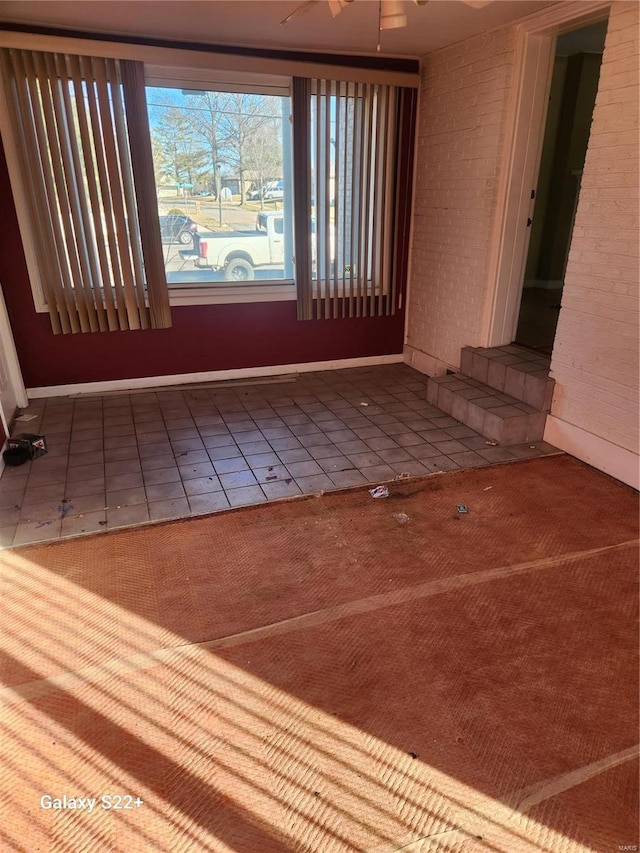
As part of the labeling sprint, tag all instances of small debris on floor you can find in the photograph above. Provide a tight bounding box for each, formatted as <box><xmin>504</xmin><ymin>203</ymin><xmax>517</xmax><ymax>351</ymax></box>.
<box><xmin>359</xmin><ymin>402</ymin><xmax>369</xmax><ymax>406</ymax></box>
<box><xmin>14</xmin><ymin>412</ymin><xmax>38</xmax><ymax>423</ymax></box>
<box><xmin>408</xmin><ymin>751</ymin><xmax>418</xmax><ymax>759</ymax></box>
<box><xmin>483</xmin><ymin>486</ymin><xmax>492</xmax><ymax>491</ymax></box>
<box><xmin>485</xmin><ymin>440</ymin><xmax>498</xmax><ymax>446</ymax></box>
<box><xmin>36</xmin><ymin>521</ymin><xmax>52</xmax><ymax>528</ymax></box>
<box><xmin>456</xmin><ymin>504</ymin><xmax>468</xmax><ymax>513</ymax></box>
<box><xmin>394</xmin><ymin>472</ymin><xmax>410</xmax><ymax>481</ymax></box>
<box><xmin>369</xmin><ymin>486</ymin><xmax>389</xmax><ymax>499</ymax></box>
<box><xmin>265</xmin><ymin>475</ymin><xmax>278</xmax><ymax>481</ymax></box>
<box><xmin>58</xmin><ymin>503</ymin><xmax>74</xmax><ymax>518</ymax></box>
<box><xmin>393</xmin><ymin>512</ymin><xmax>410</xmax><ymax>524</ymax></box>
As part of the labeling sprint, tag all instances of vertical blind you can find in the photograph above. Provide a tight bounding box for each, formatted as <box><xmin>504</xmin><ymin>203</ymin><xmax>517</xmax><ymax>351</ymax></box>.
<box><xmin>295</xmin><ymin>77</ymin><xmax>399</xmax><ymax>321</ymax></box>
<box><xmin>0</xmin><ymin>48</ymin><xmax>171</xmax><ymax>334</ymax></box>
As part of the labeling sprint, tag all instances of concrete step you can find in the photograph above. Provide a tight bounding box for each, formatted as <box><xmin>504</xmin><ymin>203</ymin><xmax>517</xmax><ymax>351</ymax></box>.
<box><xmin>426</xmin><ymin>373</ymin><xmax>547</xmax><ymax>445</ymax></box>
<box><xmin>460</xmin><ymin>345</ymin><xmax>554</xmax><ymax>411</ymax></box>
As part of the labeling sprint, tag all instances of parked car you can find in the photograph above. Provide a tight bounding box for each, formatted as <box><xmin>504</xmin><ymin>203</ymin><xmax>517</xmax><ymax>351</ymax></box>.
<box><xmin>198</xmin><ymin>212</ymin><xmax>284</xmax><ymax>281</ymax></box>
<box><xmin>263</xmin><ymin>180</ymin><xmax>284</xmax><ymax>200</ymax></box>
<box><xmin>158</xmin><ymin>214</ymin><xmax>198</xmax><ymax>246</ymax></box>
<box><xmin>246</xmin><ymin>180</ymin><xmax>284</xmax><ymax>201</ymax></box>
<box><xmin>246</xmin><ymin>184</ymin><xmax>264</xmax><ymax>201</ymax></box>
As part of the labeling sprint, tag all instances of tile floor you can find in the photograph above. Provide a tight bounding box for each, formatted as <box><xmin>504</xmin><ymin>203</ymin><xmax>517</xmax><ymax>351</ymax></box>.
<box><xmin>0</xmin><ymin>364</ymin><xmax>560</xmax><ymax>548</ymax></box>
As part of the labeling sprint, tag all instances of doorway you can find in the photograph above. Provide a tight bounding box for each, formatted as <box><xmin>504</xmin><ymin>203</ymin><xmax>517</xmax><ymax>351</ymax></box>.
<box><xmin>514</xmin><ymin>20</ymin><xmax>608</xmax><ymax>354</ymax></box>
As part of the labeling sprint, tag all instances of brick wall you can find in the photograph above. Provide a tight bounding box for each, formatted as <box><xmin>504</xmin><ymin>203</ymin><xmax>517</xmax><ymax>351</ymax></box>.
<box><xmin>550</xmin><ymin>1</ymin><xmax>639</xmax><ymax>457</ymax></box>
<box><xmin>406</xmin><ymin>27</ymin><xmax>517</xmax><ymax>370</ymax></box>
<box><xmin>406</xmin><ymin>2</ymin><xmax>639</xmax><ymax>483</ymax></box>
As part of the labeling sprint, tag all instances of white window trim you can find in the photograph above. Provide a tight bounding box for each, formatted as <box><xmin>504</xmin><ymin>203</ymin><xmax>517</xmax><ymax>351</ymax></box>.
<box><xmin>167</xmin><ymin>282</ymin><xmax>296</xmax><ymax>306</ymax></box>
<box><xmin>146</xmin><ymin>65</ymin><xmax>291</xmax><ymax>96</ymax></box>
<box><xmin>0</xmin><ymin>31</ymin><xmax>420</xmax><ymax>89</ymax></box>
<box><xmin>148</xmin><ymin>72</ymin><xmax>295</xmax><ymax>304</ymax></box>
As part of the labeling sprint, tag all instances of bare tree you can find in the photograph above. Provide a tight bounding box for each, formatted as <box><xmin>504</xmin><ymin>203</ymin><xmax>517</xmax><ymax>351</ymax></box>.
<box><xmin>244</xmin><ymin>119</ymin><xmax>283</xmax><ymax>208</ymax></box>
<box><xmin>147</xmin><ymin>88</ymin><xmax>284</xmax><ymax>203</ymax></box>
<box><xmin>183</xmin><ymin>91</ymin><xmax>225</xmax><ymax>195</ymax></box>
<box><xmin>151</xmin><ymin>106</ymin><xmax>209</xmax><ymax>190</ymax></box>
<box><xmin>217</xmin><ymin>93</ymin><xmax>283</xmax><ymax>203</ymax></box>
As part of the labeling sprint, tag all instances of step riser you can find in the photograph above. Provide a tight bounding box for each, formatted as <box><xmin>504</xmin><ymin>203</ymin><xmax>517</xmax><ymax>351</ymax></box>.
<box><xmin>427</xmin><ymin>377</ymin><xmax>547</xmax><ymax>446</ymax></box>
<box><xmin>460</xmin><ymin>348</ymin><xmax>554</xmax><ymax>411</ymax></box>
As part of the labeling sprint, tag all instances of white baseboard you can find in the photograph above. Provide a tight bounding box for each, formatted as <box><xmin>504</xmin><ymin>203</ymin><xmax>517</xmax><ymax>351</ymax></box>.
<box><xmin>403</xmin><ymin>344</ymin><xmax>454</xmax><ymax>377</ymax></box>
<box><xmin>27</xmin><ymin>354</ymin><xmax>404</xmax><ymax>399</ymax></box>
<box><xmin>544</xmin><ymin>415</ymin><xmax>639</xmax><ymax>490</ymax></box>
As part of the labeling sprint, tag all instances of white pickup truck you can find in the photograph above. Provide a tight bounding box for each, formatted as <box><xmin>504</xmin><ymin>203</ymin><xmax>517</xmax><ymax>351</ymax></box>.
<box><xmin>198</xmin><ymin>212</ymin><xmax>284</xmax><ymax>281</ymax></box>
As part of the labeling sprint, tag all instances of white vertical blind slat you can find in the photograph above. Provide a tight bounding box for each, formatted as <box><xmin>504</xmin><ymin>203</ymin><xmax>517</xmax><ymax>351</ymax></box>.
<box><xmin>348</xmin><ymin>84</ymin><xmax>358</xmax><ymax>319</ymax></box>
<box><xmin>69</xmin><ymin>53</ymin><xmax>118</xmax><ymax>331</ymax></box>
<box><xmin>382</xmin><ymin>88</ymin><xmax>394</xmax><ymax>317</ymax></box>
<box><xmin>370</xmin><ymin>85</ymin><xmax>380</xmax><ymax>317</ymax></box>
<box><xmin>355</xmin><ymin>83</ymin><xmax>368</xmax><ymax>318</ymax></box>
<box><xmin>362</xmin><ymin>83</ymin><xmax>374</xmax><ymax>318</ymax></box>
<box><xmin>332</xmin><ymin>80</ymin><xmax>340</xmax><ymax>319</ymax></box>
<box><xmin>82</xmin><ymin>55</ymin><xmax>129</xmax><ymax>328</ymax></box>
<box><xmin>31</xmin><ymin>51</ymin><xmax>85</xmax><ymax>333</ymax></box>
<box><xmin>52</xmin><ymin>52</ymin><xmax>102</xmax><ymax>333</ymax></box>
<box><xmin>108</xmin><ymin>58</ymin><xmax>149</xmax><ymax>330</ymax></box>
<box><xmin>323</xmin><ymin>79</ymin><xmax>331</xmax><ymax>321</ymax></box>
<box><xmin>92</xmin><ymin>56</ymin><xmax>143</xmax><ymax>331</ymax></box>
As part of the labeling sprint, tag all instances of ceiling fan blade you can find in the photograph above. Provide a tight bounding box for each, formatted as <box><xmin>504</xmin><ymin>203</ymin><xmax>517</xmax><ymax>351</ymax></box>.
<box><xmin>458</xmin><ymin>0</ymin><xmax>495</xmax><ymax>7</ymax></box>
<box><xmin>379</xmin><ymin>0</ymin><xmax>407</xmax><ymax>30</ymax></box>
<box><xmin>281</xmin><ymin>0</ymin><xmax>318</xmax><ymax>25</ymax></box>
<box><xmin>327</xmin><ymin>0</ymin><xmax>353</xmax><ymax>17</ymax></box>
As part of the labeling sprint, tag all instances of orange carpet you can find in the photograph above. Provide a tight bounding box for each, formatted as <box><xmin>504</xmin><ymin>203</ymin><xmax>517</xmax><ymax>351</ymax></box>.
<box><xmin>0</xmin><ymin>455</ymin><xmax>638</xmax><ymax>852</ymax></box>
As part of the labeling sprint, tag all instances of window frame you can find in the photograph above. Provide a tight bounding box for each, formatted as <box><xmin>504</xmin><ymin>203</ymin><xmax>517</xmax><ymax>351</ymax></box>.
<box><xmin>0</xmin><ymin>29</ymin><xmax>418</xmax><ymax>315</ymax></box>
<box><xmin>145</xmin><ymin>72</ymin><xmax>296</xmax><ymax>304</ymax></box>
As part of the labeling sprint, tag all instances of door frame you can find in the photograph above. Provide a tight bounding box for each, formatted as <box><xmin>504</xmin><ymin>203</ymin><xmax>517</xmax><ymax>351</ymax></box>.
<box><xmin>0</xmin><ymin>283</ymin><xmax>28</xmax><ymax>442</ymax></box>
<box><xmin>480</xmin><ymin>0</ymin><xmax>612</xmax><ymax>348</ymax></box>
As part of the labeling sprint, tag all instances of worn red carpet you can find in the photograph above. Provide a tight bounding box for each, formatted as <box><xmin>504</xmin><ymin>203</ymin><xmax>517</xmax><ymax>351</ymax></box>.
<box><xmin>1</xmin><ymin>455</ymin><xmax>637</xmax><ymax>852</ymax></box>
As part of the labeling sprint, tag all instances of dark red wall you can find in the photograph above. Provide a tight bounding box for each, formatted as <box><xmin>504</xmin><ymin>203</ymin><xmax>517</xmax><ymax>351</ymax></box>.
<box><xmin>0</xmin><ymin>145</ymin><xmax>405</xmax><ymax>389</ymax></box>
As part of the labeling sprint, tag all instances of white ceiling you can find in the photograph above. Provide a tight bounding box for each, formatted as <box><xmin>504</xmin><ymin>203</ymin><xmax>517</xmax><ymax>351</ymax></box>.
<box><xmin>0</xmin><ymin>0</ymin><xmax>556</xmax><ymax>58</ymax></box>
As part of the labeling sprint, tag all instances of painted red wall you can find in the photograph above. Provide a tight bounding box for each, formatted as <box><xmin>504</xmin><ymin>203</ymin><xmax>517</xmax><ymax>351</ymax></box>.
<box><xmin>0</xmin><ymin>144</ymin><xmax>405</xmax><ymax>389</ymax></box>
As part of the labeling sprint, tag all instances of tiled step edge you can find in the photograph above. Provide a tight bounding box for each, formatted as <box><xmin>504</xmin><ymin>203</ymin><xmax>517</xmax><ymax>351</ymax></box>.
<box><xmin>460</xmin><ymin>346</ymin><xmax>554</xmax><ymax>411</ymax></box>
<box><xmin>427</xmin><ymin>374</ymin><xmax>547</xmax><ymax>445</ymax></box>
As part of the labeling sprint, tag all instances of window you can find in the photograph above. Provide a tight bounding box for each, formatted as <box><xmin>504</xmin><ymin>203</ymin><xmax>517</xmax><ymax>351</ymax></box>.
<box><xmin>0</xmin><ymin>33</ymin><xmax>418</xmax><ymax>331</ymax></box>
<box><xmin>146</xmin><ymin>85</ymin><xmax>294</xmax><ymax>287</ymax></box>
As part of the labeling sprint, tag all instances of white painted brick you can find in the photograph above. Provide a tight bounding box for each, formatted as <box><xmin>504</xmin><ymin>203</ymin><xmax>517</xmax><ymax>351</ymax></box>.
<box><xmin>552</xmin><ymin>1</ymin><xmax>639</xmax><ymax>455</ymax></box>
<box><xmin>406</xmin><ymin>24</ymin><xmax>515</xmax><ymax>366</ymax></box>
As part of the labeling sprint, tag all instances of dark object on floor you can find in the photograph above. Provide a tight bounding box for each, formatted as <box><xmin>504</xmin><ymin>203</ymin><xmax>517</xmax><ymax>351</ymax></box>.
<box><xmin>2</xmin><ymin>445</ymin><xmax>31</xmax><ymax>466</ymax></box>
<box><xmin>7</xmin><ymin>433</ymin><xmax>48</xmax><ymax>461</ymax></box>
